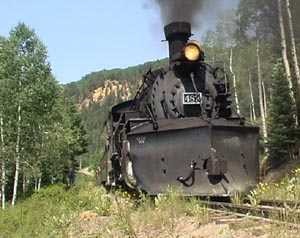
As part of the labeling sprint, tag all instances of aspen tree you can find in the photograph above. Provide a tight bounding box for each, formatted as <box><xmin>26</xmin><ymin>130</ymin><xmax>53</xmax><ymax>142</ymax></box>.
<box><xmin>248</xmin><ymin>71</ymin><xmax>256</xmax><ymax>122</ymax></box>
<box><xmin>229</xmin><ymin>48</ymin><xmax>240</xmax><ymax>114</ymax></box>
<box><xmin>256</xmin><ymin>36</ymin><xmax>268</xmax><ymax>152</ymax></box>
<box><xmin>0</xmin><ymin>114</ymin><xmax>5</xmax><ymax>209</ymax></box>
<box><xmin>277</xmin><ymin>0</ymin><xmax>298</xmax><ymax>124</ymax></box>
<box><xmin>286</xmin><ymin>0</ymin><xmax>300</xmax><ymax>95</ymax></box>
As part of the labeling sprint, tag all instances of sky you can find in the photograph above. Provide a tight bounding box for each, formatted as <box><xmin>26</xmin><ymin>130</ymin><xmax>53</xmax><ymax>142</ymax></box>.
<box><xmin>1</xmin><ymin>1</ymin><xmax>239</xmax><ymax>84</ymax></box>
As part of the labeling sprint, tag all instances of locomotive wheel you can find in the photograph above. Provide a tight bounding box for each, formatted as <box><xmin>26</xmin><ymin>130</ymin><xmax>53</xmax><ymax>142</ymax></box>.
<box><xmin>121</xmin><ymin>154</ymin><xmax>136</xmax><ymax>189</ymax></box>
<box><xmin>121</xmin><ymin>141</ymin><xmax>136</xmax><ymax>189</ymax></box>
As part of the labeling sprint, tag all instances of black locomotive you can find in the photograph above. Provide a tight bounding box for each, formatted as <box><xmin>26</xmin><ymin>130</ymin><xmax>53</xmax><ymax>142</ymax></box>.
<box><xmin>96</xmin><ymin>22</ymin><xmax>259</xmax><ymax>196</ymax></box>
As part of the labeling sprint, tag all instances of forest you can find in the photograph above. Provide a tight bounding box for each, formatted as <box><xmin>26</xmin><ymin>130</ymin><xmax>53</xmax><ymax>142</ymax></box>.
<box><xmin>0</xmin><ymin>23</ymin><xmax>88</xmax><ymax>208</ymax></box>
<box><xmin>1</xmin><ymin>0</ymin><xmax>300</xmax><ymax>207</ymax></box>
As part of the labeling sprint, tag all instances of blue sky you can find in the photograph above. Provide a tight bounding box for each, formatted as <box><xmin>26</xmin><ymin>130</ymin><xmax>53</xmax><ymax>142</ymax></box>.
<box><xmin>1</xmin><ymin>1</ymin><xmax>238</xmax><ymax>84</ymax></box>
<box><xmin>1</xmin><ymin>1</ymin><xmax>165</xmax><ymax>84</ymax></box>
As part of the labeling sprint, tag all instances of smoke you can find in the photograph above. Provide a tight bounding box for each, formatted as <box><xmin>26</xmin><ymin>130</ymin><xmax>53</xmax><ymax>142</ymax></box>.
<box><xmin>144</xmin><ymin>0</ymin><xmax>240</xmax><ymax>36</ymax></box>
<box><xmin>150</xmin><ymin>0</ymin><xmax>204</xmax><ymax>27</ymax></box>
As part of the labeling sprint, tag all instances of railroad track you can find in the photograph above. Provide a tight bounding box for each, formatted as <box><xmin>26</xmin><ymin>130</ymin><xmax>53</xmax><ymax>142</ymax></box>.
<box><xmin>200</xmin><ymin>198</ymin><xmax>300</xmax><ymax>228</ymax></box>
<box><xmin>243</xmin><ymin>198</ymin><xmax>300</xmax><ymax>208</ymax></box>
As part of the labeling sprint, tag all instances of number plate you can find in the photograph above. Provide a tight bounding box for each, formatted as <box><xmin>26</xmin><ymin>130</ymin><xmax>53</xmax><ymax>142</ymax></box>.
<box><xmin>183</xmin><ymin>92</ymin><xmax>202</xmax><ymax>105</ymax></box>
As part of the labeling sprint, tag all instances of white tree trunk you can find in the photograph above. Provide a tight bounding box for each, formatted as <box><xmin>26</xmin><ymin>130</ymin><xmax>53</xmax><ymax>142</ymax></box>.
<box><xmin>229</xmin><ymin>48</ymin><xmax>240</xmax><ymax>114</ymax></box>
<box><xmin>12</xmin><ymin>102</ymin><xmax>21</xmax><ymax>206</ymax></box>
<box><xmin>23</xmin><ymin>171</ymin><xmax>26</xmax><ymax>192</ymax></box>
<box><xmin>0</xmin><ymin>114</ymin><xmax>5</xmax><ymax>209</ymax></box>
<box><xmin>262</xmin><ymin>79</ymin><xmax>267</xmax><ymax>119</ymax></box>
<box><xmin>35</xmin><ymin>178</ymin><xmax>37</xmax><ymax>191</ymax></box>
<box><xmin>257</xmin><ymin>38</ymin><xmax>268</xmax><ymax>152</ymax></box>
<box><xmin>38</xmin><ymin>178</ymin><xmax>41</xmax><ymax>190</ymax></box>
<box><xmin>248</xmin><ymin>71</ymin><xmax>256</xmax><ymax>121</ymax></box>
<box><xmin>278</xmin><ymin>0</ymin><xmax>298</xmax><ymax>125</ymax></box>
<box><xmin>286</xmin><ymin>0</ymin><xmax>300</xmax><ymax>94</ymax></box>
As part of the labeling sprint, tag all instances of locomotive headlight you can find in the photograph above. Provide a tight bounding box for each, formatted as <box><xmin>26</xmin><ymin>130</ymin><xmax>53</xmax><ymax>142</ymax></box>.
<box><xmin>184</xmin><ymin>40</ymin><xmax>201</xmax><ymax>61</ymax></box>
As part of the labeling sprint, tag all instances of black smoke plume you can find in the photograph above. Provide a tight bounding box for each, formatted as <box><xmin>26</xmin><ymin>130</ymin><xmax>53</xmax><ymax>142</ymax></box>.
<box><xmin>153</xmin><ymin>0</ymin><xmax>204</xmax><ymax>26</ymax></box>
<box><xmin>144</xmin><ymin>0</ymin><xmax>240</xmax><ymax>32</ymax></box>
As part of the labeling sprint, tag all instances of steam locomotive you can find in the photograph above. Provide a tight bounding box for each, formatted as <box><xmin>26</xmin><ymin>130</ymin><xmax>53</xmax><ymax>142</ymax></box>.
<box><xmin>96</xmin><ymin>22</ymin><xmax>259</xmax><ymax>196</ymax></box>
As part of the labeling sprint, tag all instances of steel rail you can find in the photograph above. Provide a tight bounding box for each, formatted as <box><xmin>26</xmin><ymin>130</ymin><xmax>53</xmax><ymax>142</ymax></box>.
<box><xmin>200</xmin><ymin>200</ymin><xmax>300</xmax><ymax>229</ymax></box>
<box><xmin>243</xmin><ymin>198</ymin><xmax>300</xmax><ymax>208</ymax></box>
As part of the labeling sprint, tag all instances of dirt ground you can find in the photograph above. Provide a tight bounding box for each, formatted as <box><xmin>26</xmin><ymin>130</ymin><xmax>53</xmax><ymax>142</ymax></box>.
<box><xmin>68</xmin><ymin>210</ymin><xmax>299</xmax><ymax>238</ymax></box>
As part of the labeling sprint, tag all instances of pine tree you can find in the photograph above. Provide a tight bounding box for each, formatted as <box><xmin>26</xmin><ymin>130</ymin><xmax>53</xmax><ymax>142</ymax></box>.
<box><xmin>267</xmin><ymin>59</ymin><xmax>297</xmax><ymax>167</ymax></box>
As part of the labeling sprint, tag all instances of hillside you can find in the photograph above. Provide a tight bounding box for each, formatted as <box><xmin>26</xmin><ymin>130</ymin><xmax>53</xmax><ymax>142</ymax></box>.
<box><xmin>64</xmin><ymin>59</ymin><xmax>168</xmax><ymax>102</ymax></box>
<box><xmin>63</xmin><ymin>59</ymin><xmax>168</xmax><ymax>169</ymax></box>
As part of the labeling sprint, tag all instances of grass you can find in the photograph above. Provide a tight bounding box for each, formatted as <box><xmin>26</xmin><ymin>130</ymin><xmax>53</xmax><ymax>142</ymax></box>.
<box><xmin>0</xmin><ymin>175</ymin><xmax>112</xmax><ymax>238</ymax></box>
<box><xmin>185</xmin><ymin>198</ymin><xmax>211</xmax><ymax>225</ymax></box>
<box><xmin>245</xmin><ymin>167</ymin><xmax>300</xmax><ymax>225</ymax></box>
<box><xmin>248</xmin><ymin>167</ymin><xmax>300</xmax><ymax>202</ymax></box>
<box><xmin>0</xmin><ymin>182</ymin><xmax>212</xmax><ymax>238</ymax></box>
<box><xmin>1</xmin><ymin>169</ymin><xmax>300</xmax><ymax>238</ymax></box>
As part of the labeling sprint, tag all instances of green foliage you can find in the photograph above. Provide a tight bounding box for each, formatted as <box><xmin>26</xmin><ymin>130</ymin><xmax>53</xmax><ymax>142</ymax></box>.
<box><xmin>0</xmin><ymin>182</ymin><xmax>111</xmax><ymax>238</ymax></box>
<box><xmin>0</xmin><ymin>184</ymin><xmax>70</xmax><ymax>238</ymax></box>
<box><xmin>63</xmin><ymin>59</ymin><xmax>168</xmax><ymax>101</ymax></box>
<box><xmin>0</xmin><ymin>23</ymin><xmax>89</xmax><ymax>202</ymax></box>
<box><xmin>202</xmin><ymin>11</ymin><xmax>274</xmax><ymax>119</ymax></box>
<box><xmin>185</xmin><ymin>198</ymin><xmax>210</xmax><ymax>225</ymax></box>
<box><xmin>249</xmin><ymin>168</ymin><xmax>300</xmax><ymax>203</ymax></box>
<box><xmin>267</xmin><ymin>59</ymin><xmax>298</xmax><ymax>166</ymax></box>
<box><xmin>5</xmin><ymin>179</ymin><xmax>300</xmax><ymax>237</ymax></box>
<box><xmin>236</xmin><ymin>0</ymin><xmax>280</xmax><ymax>46</ymax></box>
<box><xmin>70</xmin><ymin>182</ymin><xmax>111</xmax><ymax>216</ymax></box>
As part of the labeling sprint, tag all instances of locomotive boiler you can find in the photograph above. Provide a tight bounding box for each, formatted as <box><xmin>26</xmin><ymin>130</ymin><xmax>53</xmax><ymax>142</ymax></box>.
<box><xmin>96</xmin><ymin>22</ymin><xmax>259</xmax><ymax>196</ymax></box>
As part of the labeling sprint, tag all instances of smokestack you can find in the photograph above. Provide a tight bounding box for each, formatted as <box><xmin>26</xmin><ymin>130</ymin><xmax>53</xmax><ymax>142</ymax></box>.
<box><xmin>164</xmin><ymin>22</ymin><xmax>191</xmax><ymax>63</ymax></box>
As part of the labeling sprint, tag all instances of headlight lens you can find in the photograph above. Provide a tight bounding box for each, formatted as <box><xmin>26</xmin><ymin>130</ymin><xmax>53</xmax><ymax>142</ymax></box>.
<box><xmin>184</xmin><ymin>41</ymin><xmax>201</xmax><ymax>61</ymax></box>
